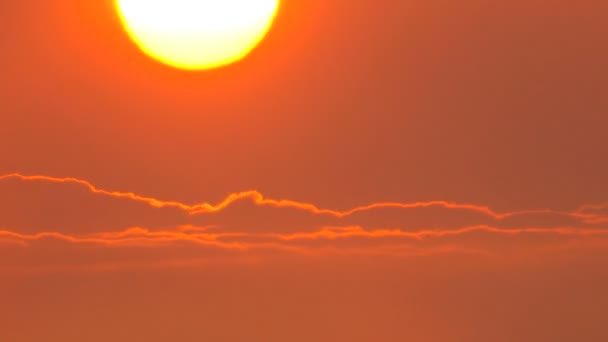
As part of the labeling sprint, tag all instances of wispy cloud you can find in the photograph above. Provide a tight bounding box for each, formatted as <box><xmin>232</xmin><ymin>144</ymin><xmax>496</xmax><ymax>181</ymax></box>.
<box><xmin>2</xmin><ymin>173</ymin><xmax>607</xmax><ymax>223</ymax></box>
<box><xmin>2</xmin><ymin>173</ymin><xmax>608</xmax><ymax>272</ymax></box>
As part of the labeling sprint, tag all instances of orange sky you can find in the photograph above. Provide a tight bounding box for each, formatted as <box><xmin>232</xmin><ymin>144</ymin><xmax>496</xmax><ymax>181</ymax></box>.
<box><xmin>1</xmin><ymin>0</ymin><xmax>608</xmax><ymax>340</ymax></box>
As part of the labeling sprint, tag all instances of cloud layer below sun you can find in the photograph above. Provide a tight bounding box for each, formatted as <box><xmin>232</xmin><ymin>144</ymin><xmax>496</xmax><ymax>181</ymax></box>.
<box><xmin>1</xmin><ymin>173</ymin><xmax>608</xmax><ymax>273</ymax></box>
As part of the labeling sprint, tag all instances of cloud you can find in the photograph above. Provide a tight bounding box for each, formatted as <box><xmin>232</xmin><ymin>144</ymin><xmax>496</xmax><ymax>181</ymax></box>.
<box><xmin>1</xmin><ymin>173</ymin><xmax>607</xmax><ymax>224</ymax></box>
<box><xmin>2</xmin><ymin>223</ymin><xmax>607</xmax><ymax>254</ymax></box>
<box><xmin>2</xmin><ymin>173</ymin><xmax>608</xmax><ymax>272</ymax></box>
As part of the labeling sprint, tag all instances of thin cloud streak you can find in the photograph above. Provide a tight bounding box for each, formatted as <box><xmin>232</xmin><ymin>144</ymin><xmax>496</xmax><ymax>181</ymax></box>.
<box><xmin>2</xmin><ymin>225</ymin><xmax>607</xmax><ymax>250</ymax></box>
<box><xmin>273</xmin><ymin>225</ymin><xmax>608</xmax><ymax>241</ymax></box>
<box><xmin>2</xmin><ymin>173</ymin><xmax>607</xmax><ymax>223</ymax></box>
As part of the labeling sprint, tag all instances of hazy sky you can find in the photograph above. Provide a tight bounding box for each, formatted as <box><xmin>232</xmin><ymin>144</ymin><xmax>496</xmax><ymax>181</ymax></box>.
<box><xmin>1</xmin><ymin>0</ymin><xmax>607</xmax><ymax>341</ymax></box>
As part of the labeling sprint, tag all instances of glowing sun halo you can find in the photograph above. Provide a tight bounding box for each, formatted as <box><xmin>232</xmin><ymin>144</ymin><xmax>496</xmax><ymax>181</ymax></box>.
<box><xmin>115</xmin><ymin>0</ymin><xmax>280</xmax><ymax>70</ymax></box>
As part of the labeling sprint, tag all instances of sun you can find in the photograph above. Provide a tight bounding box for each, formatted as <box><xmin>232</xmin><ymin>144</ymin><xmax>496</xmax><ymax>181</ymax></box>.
<box><xmin>115</xmin><ymin>0</ymin><xmax>280</xmax><ymax>70</ymax></box>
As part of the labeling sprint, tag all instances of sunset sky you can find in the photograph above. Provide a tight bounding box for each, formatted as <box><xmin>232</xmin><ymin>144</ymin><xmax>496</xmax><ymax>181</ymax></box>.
<box><xmin>1</xmin><ymin>0</ymin><xmax>608</xmax><ymax>340</ymax></box>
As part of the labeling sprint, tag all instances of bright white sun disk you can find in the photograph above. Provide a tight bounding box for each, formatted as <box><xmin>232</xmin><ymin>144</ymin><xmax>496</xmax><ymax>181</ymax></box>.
<box><xmin>115</xmin><ymin>0</ymin><xmax>280</xmax><ymax>70</ymax></box>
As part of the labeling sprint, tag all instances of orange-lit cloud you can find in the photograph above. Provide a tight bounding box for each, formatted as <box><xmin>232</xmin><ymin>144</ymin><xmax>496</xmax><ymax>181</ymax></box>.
<box><xmin>2</xmin><ymin>173</ymin><xmax>608</xmax><ymax>273</ymax></box>
<box><xmin>2</xmin><ymin>173</ymin><xmax>607</xmax><ymax>224</ymax></box>
<box><xmin>272</xmin><ymin>225</ymin><xmax>608</xmax><ymax>241</ymax></box>
<box><xmin>2</xmin><ymin>224</ymin><xmax>607</xmax><ymax>252</ymax></box>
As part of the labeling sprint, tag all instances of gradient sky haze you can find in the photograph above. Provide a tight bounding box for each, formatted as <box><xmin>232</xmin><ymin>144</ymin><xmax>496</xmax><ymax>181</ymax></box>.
<box><xmin>1</xmin><ymin>0</ymin><xmax>608</xmax><ymax>340</ymax></box>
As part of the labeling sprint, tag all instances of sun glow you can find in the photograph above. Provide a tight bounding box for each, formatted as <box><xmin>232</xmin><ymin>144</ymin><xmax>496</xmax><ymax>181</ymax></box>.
<box><xmin>115</xmin><ymin>0</ymin><xmax>280</xmax><ymax>70</ymax></box>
